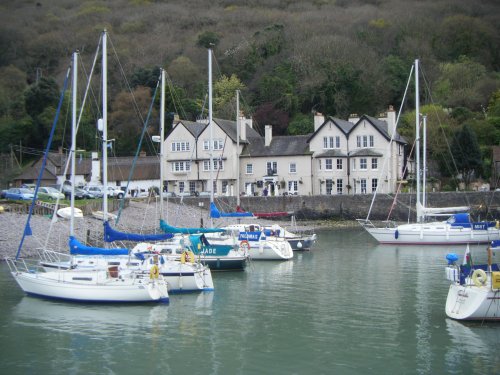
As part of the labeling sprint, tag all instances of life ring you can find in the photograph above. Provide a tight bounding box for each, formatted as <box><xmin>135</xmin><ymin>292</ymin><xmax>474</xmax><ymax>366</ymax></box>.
<box><xmin>180</xmin><ymin>250</ymin><xmax>195</xmax><ymax>264</ymax></box>
<box><xmin>150</xmin><ymin>265</ymin><xmax>160</xmax><ymax>279</ymax></box>
<box><xmin>240</xmin><ymin>240</ymin><xmax>250</xmax><ymax>252</ymax></box>
<box><xmin>472</xmin><ymin>269</ymin><xmax>487</xmax><ymax>286</ymax></box>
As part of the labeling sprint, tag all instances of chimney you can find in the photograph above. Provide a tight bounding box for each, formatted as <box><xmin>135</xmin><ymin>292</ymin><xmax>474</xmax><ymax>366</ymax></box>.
<box><xmin>314</xmin><ymin>112</ymin><xmax>324</xmax><ymax>132</ymax></box>
<box><xmin>90</xmin><ymin>152</ymin><xmax>100</xmax><ymax>183</ymax></box>
<box><xmin>386</xmin><ymin>105</ymin><xmax>396</xmax><ymax>137</ymax></box>
<box><xmin>239</xmin><ymin>111</ymin><xmax>247</xmax><ymax>142</ymax></box>
<box><xmin>348</xmin><ymin>113</ymin><xmax>360</xmax><ymax>124</ymax></box>
<box><xmin>265</xmin><ymin>125</ymin><xmax>272</xmax><ymax>146</ymax></box>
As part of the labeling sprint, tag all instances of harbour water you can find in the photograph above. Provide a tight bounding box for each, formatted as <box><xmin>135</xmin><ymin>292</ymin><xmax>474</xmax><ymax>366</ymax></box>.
<box><xmin>1</xmin><ymin>227</ymin><xmax>499</xmax><ymax>374</ymax></box>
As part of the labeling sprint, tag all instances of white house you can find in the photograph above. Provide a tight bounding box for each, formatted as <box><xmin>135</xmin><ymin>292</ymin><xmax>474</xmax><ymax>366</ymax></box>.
<box><xmin>163</xmin><ymin>107</ymin><xmax>407</xmax><ymax>196</ymax></box>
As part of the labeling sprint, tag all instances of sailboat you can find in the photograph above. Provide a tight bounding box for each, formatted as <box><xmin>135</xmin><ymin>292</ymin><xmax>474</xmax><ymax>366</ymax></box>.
<box><xmin>444</xmin><ymin>245</ymin><xmax>500</xmax><ymax>320</ymax></box>
<box><xmin>358</xmin><ymin>59</ymin><xmax>500</xmax><ymax>245</ymax></box>
<box><xmin>6</xmin><ymin>40</ymin><xmax>169</xmax><ymax>303</ymax></box>
<box><xmin>65</xmin><ymin>66</ymin><xmax>214</xmax><ymax>292</ymax></box>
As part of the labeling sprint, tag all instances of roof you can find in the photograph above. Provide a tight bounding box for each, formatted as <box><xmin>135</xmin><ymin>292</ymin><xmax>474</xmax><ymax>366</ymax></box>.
<box><xmin>349</xmin><ymin>148</ymin><xmax>384</xmax><ymax>157</ymax></box>
<box><xmin>359</xmin><ymin>115</ymin><xmax>407</xmax><ymax>144</ymax></box>
<box><xmin>172</xmin><ymin>118</ymin><xmax>260</xmax><ymax>143</ymax></box>
<box><xmin>307</xmin><ymin>117</ymin><xmax>355</xmax><ymax>143</ymax></box>
<box><xmin>241</xmin><ymin>135</ymin><xmax>312</xmax><ymax>157</ymax></box>
<box><xmin>315</xmin><ymin>149</ymin><xmax>348</xmax><ymax>158</ymax></box>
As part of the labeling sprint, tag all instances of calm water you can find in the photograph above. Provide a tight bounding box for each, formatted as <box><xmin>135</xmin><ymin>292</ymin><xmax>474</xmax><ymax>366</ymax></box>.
<box><xmin>1</xmin><ymin>228</ymin><xmax>499</xmax><ymax>375</ymax></box>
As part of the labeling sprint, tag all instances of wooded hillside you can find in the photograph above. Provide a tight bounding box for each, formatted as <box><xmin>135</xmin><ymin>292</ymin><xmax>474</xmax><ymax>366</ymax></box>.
<box><xmin>1</xmin><ymin>0</ymin><xmax>500</xmax><ymax>186</ymax></box>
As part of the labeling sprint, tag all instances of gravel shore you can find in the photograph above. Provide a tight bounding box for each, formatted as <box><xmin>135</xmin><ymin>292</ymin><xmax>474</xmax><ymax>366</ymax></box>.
<box><xmin>0</xmin><ymin>199</ymin><xmax>352</xmax><ymax>259</ymax></box>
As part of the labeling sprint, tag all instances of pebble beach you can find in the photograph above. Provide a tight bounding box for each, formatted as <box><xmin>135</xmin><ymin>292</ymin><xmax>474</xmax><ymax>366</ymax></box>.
<box><xmin>0</xmin><ymin>199</ymin><xmax>340</xmax><ymax>259</ymax></box>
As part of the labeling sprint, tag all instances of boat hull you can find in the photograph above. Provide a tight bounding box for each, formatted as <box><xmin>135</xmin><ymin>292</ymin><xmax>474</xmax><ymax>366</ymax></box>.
<box><xmin>247</xmin><ymin>240</ymin><xmax>294</xmax><ymax>260</ymax></box>
<box><xmin>10</xmin><ymin>269</ymin><xmax>169</xmax><ymax>303</ymax></box>
<box><xmin>364</xmin><ymin>225</ymin><xmax>500</xmax><ymax>245</ymax></box>
<box><xmin>445</xmin><ymin>283</ymin><xmax>500</xmax><ymax>320</ymax></box>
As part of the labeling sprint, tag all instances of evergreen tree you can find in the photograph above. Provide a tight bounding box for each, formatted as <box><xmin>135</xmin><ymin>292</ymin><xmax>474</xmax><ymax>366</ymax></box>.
<box><xmin>451</xmin><ymin>124</ymin><xmax>483</xmax><ymax>188</ymax></box>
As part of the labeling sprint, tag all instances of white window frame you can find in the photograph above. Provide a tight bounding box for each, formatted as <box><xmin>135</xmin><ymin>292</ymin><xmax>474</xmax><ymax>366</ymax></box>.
<box><xmin>372</xmin><ymin>178</ymin><xmax>378</xmax><ymax>193</ymax></box>
<box><xmin>360</xmin><ymin>158</ymin><xmax>367</xmax><ymax>170</ymax></box>
<box><xmin>325</xmin><ymin>159</ymin><xmax>333</xmax><ymax>171</ymax></box>
<box><xmin>336</xmin><ymin>178</ymin><xmax>343</xmax><ymax>195</ymax></box>
<box><xmin>246</xmin><ymin>163</ymin><xmax>253</xmax><ymax>175</ymax></box>
<box><xmin>371</xmin><ymin>158</ymin><xmax>378</xmax><ymax>170</ymax></box>
<box><xmin>336</xmin><ymin>159</ymin><xmax>343</xmax><ymax>170</ymax></box>
<box><xmin>289</xmin><ymin>162</ymin><xmax>297</xmax><ymax>174</ymax></box>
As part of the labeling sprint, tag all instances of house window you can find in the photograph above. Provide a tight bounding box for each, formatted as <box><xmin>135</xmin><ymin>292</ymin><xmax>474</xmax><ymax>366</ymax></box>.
<box><xmin>352</xmin><ymin>159</ymin><xmax>356</xmax><ymax>170</ymax></box>
<box><xmin>266</xmin><ymin>161</ymin><xmax>277</xmax><ymax>175</ymax></box>
<box><xmin>356</xmin><ymin>136</ymin><xmax>361</xmax><ymax>148</ymax></box>
<box><xmin>326</xmin><ymin>179</ymin><xmax>333</xmax><ymax>195</ymax></box>
<box><xmin>360</xmin><ymin>179</ymin><xmax>367</xmax><ymax>194</ymax></box>
<box><xmin>325</xmin><ymin>159</ymin><xmax>333</xmax><ymax>170</ymax></box>
<box><xmin>189</xmin><ymin>181</ymin><xmax>196</xmax><ymax>193</ymax></box>
<box><xmin>372</xmin><ymin>178</ymin><xmax>378</xmax><ymax>193</ymax></box>
<box><xmin>246</xmin><ymin>164</ymin><xmax>253</xmax><ymax>174</ymax></box>
<box><xmin>336</xmin><ymin>179</ymin><xmax>343</xmax><ymax>194</ymax></box>
<box><xmin>179</xmin><ymin>181</ymin><xmax>185</xmax><ymax>193</ymax></box>
<box><xmin>360</xmin><ymin>158</ymin><xmax>367</xmax><ymax>170</ymax></box>
<box><xmin>336</xmin><ymin>159</ymin><xmax>343</xmax><ymax>170</ymax></box>
<box><xmin>371</xmin><ymin>158</ymin><xmax>378</xmax><ymax>170</ymax></box>
<box><xmin>172</xmin><ymin>161</ymin><xmax>191</xmax><ymax>172</ymax></box>
<box><xmin>289</xmin><ymin>162</ymin><xmax>297</xmax><ymax>173</ymax></box>
<box><xmin>288</xmin><ymin>181</ymin><xmax>298</xmax><ymax>194</ymax></box>
<box><xmin>369</xmin><ymin>135</ymin><xmax>374</xmax><ymax>147</ymax></box>
<box><xmin>222</xmin><ymin>181</ymin><xmax>228</xmax><ymax>194</ymax></box>
<box><xmin>171</xmin><ymin>141</ymin><xmax>190</xmax><ymax>152</ymax></box>
<box><xmin>203</xmin><ymin>140</ymin><xmax>210</xmax><ymax>150</ymax></box>
<box><xmin>203</xmin><ymin>160</ymin><xmax>210</xmax><ymax>171</ymax></box>
<box><xmin>213</xmin><ymin>139</ymin><xmax>224</xmax><ymax>150</ymax></box>
<box><xmin>213</xmin><ymin>159</ymin><xmax>224</xmax><ymax>171</ymax></box>
<box><xmin>335</xmin><ymin>136</ymin><xmax>340</xmax><ymax>148</ymax></box>
<box><xmin>213</xmin><ymin>180</ymin><xmax>217</xmax><ymax>194</ymax></box>
<box><xmin>357</xmin><ymin>135</ymin><xmax>369</xmax><ymax>148</ymax></box>
<box><xmin>318</xmin><ymin>159</ymin><xmax>322</xmax><ymax>170</ymax></box>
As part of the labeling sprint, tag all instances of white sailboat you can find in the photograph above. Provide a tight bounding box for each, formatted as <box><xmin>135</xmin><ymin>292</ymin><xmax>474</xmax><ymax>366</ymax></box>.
<box><xmin>7</xmin><ymin>32</ymin><xmax>169</xmax><ymax>303</ymax></box>
<box><xmin>358</xmin><ymin>59</ymin><xmax>500</xmax><ymax>245</ymax></box>
<box><xmin>444</xmin><ymin>246</ymin><xmax>500</xmax><ymax>320</ymax></box>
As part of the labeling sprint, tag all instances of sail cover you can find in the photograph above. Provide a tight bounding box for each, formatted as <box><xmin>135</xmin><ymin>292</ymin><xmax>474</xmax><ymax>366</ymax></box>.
<box><xmin>104</xmin><ymin>221</ymin><xmax>173</xmax><ymax>242</ymax></box>
<box><xmin>210</xmin><ymin>202</ymin><xmax>254</xmax><ymax>218</ymax></box>
<box><xmin>69</xmin><ymin>235</ymin><xmax>129</xmax><ymax>255</ymax></box>
<box><xmin>160</xmin><ymin>219</ymin><xmax>224</xmax><ymax>234</ymax></box>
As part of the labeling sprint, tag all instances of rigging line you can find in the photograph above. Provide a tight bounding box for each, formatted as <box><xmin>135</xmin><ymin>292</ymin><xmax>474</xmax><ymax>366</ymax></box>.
<box><xmin>387</xmin><ymin>140</ymin><xmax>417</xmax><ymax>221</ymax></box>
<box><xmin>116</xmin><ymin>74</ymin><xmax>161</xmax><ymax>225</ymax></box>
<box><xmin>164</xmin><ymin>71</ymin><xmax>188</xmax><ymax>120</ymax></box>
<box><xmin>420</xmin><ymin>65</ymin><xmax>469</xmax><ymax>205</ymax></box>
<box><xmin>107</xmin><ymin>35</ymin><xmax>148</xmax><ymax>126</ymax></box>
<box><xmin>365</xmin><ymin>63</ymin><xmax>414</xmax><ymax>221</ymax></box>
<box><xmin>16</xmin><ymin>64</ymin><xmax>71</xmax><ymax>260</ymax></box>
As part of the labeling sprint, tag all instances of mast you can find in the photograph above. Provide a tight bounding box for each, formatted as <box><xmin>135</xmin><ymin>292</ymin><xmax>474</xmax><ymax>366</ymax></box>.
<box><xmin>415</xmin><ymin>59</ymin><xmax>422</xmax><ymax>222</ymax></box>
<box><xmin>102</xmin><ymin>29</ymin><xmax>109</xmax><ymax>222</ymax></box>
<box><xmin>208</xmin><ymin>47</ymin><xmax>214</xmax><ymax>204</ymax></box>
<box><xmin>159</xmin><ymin>68</ymin><xmax>165</xmax><ymax>219</ymax></box>
<box><xmin>70</xmin><ymin>51</ymin><xmax>77</xmax><ymax>236</ymax></box>
<box><xmin>422</xmin><ymin>113</ymin><xmax>427</xmax><ymax>212</ymax></box>
<box><xmin>236</xmin><ymin>89</ymin><xmax>240</xmax><ymax>206</ymax></box>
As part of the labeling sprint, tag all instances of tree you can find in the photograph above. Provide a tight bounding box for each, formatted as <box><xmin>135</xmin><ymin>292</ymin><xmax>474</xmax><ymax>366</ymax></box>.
<box><xmin>197</xmin><ymin>31</ymin><xmax>220</xmax><ymax>49</ymax></box>
<box><xmin>213</xmin><ymin>74</ymin><xmax>245</xmax><ymax>118</ymax></box>
<box><xmin>24</xmin><ymin>77</ymin><xmax>59</xmax><ymax>118</ymax></box>
<box><xmin>287</xmin><ymin>113</ymin><xmax>313</xmax><ymax>135</ymax></box>
<box><xmin>451</xmin><ymin>124</ymin><xmax>483</xmax><ymax>188</ymax></box>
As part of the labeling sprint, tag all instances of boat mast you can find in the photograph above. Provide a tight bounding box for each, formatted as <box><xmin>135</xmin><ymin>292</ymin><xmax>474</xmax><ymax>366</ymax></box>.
<box><xmin>236</xmin><ymin>89</ymin><xmax>240</xmax><ymax>206</ymax></box>
<box><xmin>70</xmin><ymin>51</ymin><xmax>78</xmax><ymax>236</ymax></box>
<box><xmin>208</xmin><ymin>47</ymin><xmax>215</xmax><ymax>227</ymax></box>
<box><xmin>159</xmin><ymin>68</ymin><xmax>165</xmax><ymax>219</ymax></box>
<box><xmin>422</xmin><ymin>113</ymin><xmax>427</xmax><ymax>212</ymax></box>
<box><xmin>102</xmin><ymin>29</ymin><xmax>109</xmax><ymax>222</ymax></box>
<box><xmin>415</xmin><ymin>59</ymin><xmax>422</xmax><ymax>222</ymax></box>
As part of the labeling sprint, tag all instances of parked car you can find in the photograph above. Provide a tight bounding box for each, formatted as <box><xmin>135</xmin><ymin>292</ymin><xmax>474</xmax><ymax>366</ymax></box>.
<box><xmin>83</xmin><ymin>185</ymin><xmax>125</xmax><ymax>199</ymax></box>
<box><xmin>0</xmin><ymin>189</ymin><xmax>8</xmax><ymax>199</ymax></box>
<box><xmin>5</xmin><ymin>188</ymin><xmax>35</xmax><ymax>200</ymax></box>
<box><xmin>21</xmin><ymin>183</ymin><xmax>36</xmax><ymax>191</ymax></box>
<box><xmin>37</xmin><ymin>186</ymin><xmax>65</xmax><ymax>201</ymax></box>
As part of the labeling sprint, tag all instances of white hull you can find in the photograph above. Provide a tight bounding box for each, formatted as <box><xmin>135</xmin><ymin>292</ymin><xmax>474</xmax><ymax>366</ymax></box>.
<box><xmin>42</xmin><ymin>252</ymin><xmax>214</xmax><ymax>293</ymax></box>
<box><xmin>363</xmin><ymin>223</ymin><xmax>500</xmax><ymax>245</ymax></box>
<box><xmin>446</xmin><ymin>283</ymin><xmax>500</xmax><ymax>321</ymax></box>
<box><xmin>247</xmin><ymin>239</ymin><xmax>294</xmax><ymax>260</ymax></box>
<box><xmin>8</xmin><ymin>262</ymin><xmax>168</xmax><ymax>303</ymax></box>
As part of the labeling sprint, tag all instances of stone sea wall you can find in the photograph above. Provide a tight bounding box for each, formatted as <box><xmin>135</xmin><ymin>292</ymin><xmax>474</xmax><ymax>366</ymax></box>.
<box><xmin>176</xmin><ymin>191</ymin><xmax>500</xmax><ymax>222</ymax></box>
